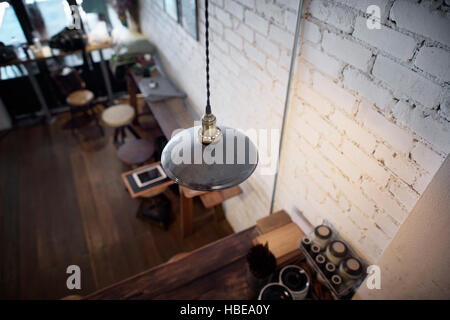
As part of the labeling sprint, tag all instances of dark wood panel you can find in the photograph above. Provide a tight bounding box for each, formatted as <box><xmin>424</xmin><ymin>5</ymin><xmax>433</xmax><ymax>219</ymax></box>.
<box><xmin>152</xmin><ymin>257</ymin><xmax>251</xmax><ymax>300</ymax></box>
<box><xmin>85</xmin><ymin>228</ymin><xmax>255</xmax><ymax>300</ymax></box>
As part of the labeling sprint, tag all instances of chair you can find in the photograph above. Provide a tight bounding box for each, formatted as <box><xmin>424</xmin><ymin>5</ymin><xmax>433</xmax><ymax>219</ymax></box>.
<box><xmin>52</xmin><ymin>67</ymin><xmax>103</xmax><ymax>133</ymax></box>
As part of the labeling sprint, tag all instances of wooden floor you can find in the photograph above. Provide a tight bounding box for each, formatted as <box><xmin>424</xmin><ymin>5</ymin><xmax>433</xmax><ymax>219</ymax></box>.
<box><xmin>0</xmin><ymin>103</ymin><xmax>234</xmax><ymax>299</ymax></box>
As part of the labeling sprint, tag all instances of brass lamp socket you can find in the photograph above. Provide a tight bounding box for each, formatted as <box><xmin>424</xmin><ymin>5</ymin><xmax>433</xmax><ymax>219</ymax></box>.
<box><xmin>199</xmin><ymin>113</ymin><xmax>222</xmax><ymax>145</ymax></box>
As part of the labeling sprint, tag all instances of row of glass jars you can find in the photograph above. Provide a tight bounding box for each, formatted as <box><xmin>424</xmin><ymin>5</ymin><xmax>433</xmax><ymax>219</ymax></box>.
<box><xmin>302</xmin><ymin>225</ymin><xmax>363</xmax><ymax>289</ymax></box>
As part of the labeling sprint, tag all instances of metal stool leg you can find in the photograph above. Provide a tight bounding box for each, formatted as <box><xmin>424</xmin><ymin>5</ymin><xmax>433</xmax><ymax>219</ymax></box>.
<box><xmin>120</xmin><ymin>126</ymin><xmax>126</xmax><ymax>144</ymax></box>
<box><xmin>89</xmin><ymin>104</ymin><xmax>104</xmax><ymax>136</ymax></box>
<box><xmin>113</xmin><ymin>128</ymin><xmax>120</xmax><ymax>145</ymax></box>
<box><xmin>126</xmin><ymin>125</ymin><xmax>141</xmax><ymax>139</ymax></box>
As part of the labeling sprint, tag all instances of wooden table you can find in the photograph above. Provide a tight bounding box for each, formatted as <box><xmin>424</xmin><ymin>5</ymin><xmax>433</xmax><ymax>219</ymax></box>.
<box><xmin>121</xmin><ymin>163</ymin><xmax>242</xmax><ymax>237</ymax></box>
<box><xmin>85</xmin><ymin>211</ymin><xmax>305</xmax><ymax>300</ymax></box>
<box><xmin>1</xmin><ymin>43</ymin><xmax>114</xmax><ymax>122</ymax></box>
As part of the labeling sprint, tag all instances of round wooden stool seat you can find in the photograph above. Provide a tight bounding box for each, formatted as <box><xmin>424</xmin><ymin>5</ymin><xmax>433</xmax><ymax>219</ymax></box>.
<box><xmin>117</xmin><ymin>139</ymin><xmax>155</xmax><ymax>166</ymax></box>
<box><xmin>66</xmin><ymin>89</ymin><xmax>94</xmax><ymax>107</ymax></box>
<box><xmin>102</xmin><ymin>104</ymin><xmax>135</xmax><ymax>128</ymax></box>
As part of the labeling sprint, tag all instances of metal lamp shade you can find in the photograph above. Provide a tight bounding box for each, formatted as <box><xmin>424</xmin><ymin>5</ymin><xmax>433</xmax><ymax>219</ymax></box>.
<box><xmin>161</xmin><ymin>126</ymin><xmax>258</xmax><ymax>191</ymax></box>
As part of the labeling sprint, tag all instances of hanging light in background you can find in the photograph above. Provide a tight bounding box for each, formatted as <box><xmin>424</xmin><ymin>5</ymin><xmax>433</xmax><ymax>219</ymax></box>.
<box><xmin>161</xmin><ymin>0</ymin><xmax>258</xmax><ymax>191</ymax></box>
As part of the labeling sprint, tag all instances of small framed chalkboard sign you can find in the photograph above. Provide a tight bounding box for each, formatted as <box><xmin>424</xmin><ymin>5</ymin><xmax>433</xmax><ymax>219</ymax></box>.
<box><xmin>179</xmin><ymin>0</ymin><xmax>198</xmax><ymax>40</ymax></box>
<box><xmin>163</xmin><ymin>0</ymin><xmax>179</xmax><ymax>22</ymax></box>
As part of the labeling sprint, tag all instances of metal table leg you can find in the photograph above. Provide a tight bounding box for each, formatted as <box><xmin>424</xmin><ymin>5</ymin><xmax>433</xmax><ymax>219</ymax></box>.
<box><xmin>99</xmin><ymin>49</ymin><xmax>114</xmax><ymax>104</ymax></box>
<box><xmin>23</xmin><ymin>62</ymin><xmax>52</xmax><ymax>123</ymax></box>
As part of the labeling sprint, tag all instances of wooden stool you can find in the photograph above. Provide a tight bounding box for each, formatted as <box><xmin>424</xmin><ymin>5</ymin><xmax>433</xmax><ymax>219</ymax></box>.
<box><xmin>67</xmin><ymin>89</ymin><xmax>94</xmax><ymax>107</ymax></box>
<box><xmin>67</xmin><ymin>90</ymin><xmax>103</xmax><ymax>134</ymax></box>
<box><xmin>102</xmin><ymin>104</ymin><xmax>140</xmax><ymax>146</ymax></box>
<box><xmin>117</xmin><ymin>139</ymin><xmax>155</xmax><ymax>167</ymax></box>
<box><xmin>52</xmin><ymin>68</ymin><xmax>103</xmax><ymax>134</ymax></box>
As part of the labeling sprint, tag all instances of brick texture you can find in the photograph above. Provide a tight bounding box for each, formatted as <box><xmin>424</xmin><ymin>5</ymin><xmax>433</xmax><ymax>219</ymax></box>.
<box><xmin>276</xmin><ymin>0</ymin><xmax>449</xmax><ymax>264</ymax></box>
<box><xmin>141</xmin><ymin>0</ymin><xmax>449</xmax><ymax>264</ymax></box>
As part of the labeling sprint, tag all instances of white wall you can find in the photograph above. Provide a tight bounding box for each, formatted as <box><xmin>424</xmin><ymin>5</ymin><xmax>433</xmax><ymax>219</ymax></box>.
<box><xmin>140</xmin><ymin>0</ymin><xmax>450</xmax><ymax>264</ymax></box>
<box><xmin>356</xmin><ymin>155</ymin><xmax>450</xmax><ymax>299</ymax></box>
<box><xmin>273</xmin><ymin>0</ymin><xmax>450</xmax><ymax>263</ymax></box>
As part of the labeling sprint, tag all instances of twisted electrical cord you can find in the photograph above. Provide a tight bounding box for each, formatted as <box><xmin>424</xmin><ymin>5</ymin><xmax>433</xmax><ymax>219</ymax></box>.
<box><xmin>204</xmin><ymin>0</ymin><xmax>211</xmax><ymax>115</ymax></box>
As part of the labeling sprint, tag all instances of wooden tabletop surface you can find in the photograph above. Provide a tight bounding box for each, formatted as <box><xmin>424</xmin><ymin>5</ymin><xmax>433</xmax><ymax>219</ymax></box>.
<box><xmin>130</xmin><ymin>71</ymin><xmax>196</xmax><ymax>140</ymax></box>
<box><xmin>0</xmin><ymin>42</ymin><xmax>113</xmax><ymax>68</ymax></box>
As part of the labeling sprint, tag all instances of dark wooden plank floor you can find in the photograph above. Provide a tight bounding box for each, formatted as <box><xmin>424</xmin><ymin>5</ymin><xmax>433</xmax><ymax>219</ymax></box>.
<box><xmin>0</xmin><ymin>101</ymin><xmax>234</xmax><ymax>299</ymax></box>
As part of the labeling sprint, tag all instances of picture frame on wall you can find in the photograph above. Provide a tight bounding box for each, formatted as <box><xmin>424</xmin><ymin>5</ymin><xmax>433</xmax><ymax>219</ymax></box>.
<box><xmin>179</xmin><ymin>0</ymin><xmax>199</xmax><ymax>40</ymax></box>
<box><xmin>163</xmin><ymin>0</ymin><xmax>179</xmax><ymax>22</ymax></box>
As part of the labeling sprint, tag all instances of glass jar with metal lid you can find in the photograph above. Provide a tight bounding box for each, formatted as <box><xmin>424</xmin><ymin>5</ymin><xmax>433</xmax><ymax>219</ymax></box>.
<box><xmin>310</xmin><ymin>243</ymin><xmax>321</xmax><ymax>258</ymax></box>
<box><xmin>324</xmin><ymin>262</ymin><xmax>336</xmax><ymax>278</ymax></box>
<box><xmin>331</xmin><ymin>274</ymin><xmax>343</xmax><ymax>289</ymax></box>
<box><xmin>315</xmin><ymin>254</ymin><xmax>327</xmax><ymax>285</ymax></box>
<box><xmin>313</xmin><ymin>225</ymin><xmax>332</xmax><ymax>250</ymax></box>
<box><xmin>315</xmin><ymin>254</ymin><xmax>327</xmax><ymax>268</ymax></box>
<box><xmin>338</xmin><ymin>257</ymin><xmax>363</xmax><ymax>283</ymax></box>
<box><xmin>301</xmin><ymin>236</ymin><xmax>312</xmax><ymax>251</ymax></box>
<box><xmin>325</xmin><ymin>240</ymin><xmax>348</xmax><ymax>265</ymax></box>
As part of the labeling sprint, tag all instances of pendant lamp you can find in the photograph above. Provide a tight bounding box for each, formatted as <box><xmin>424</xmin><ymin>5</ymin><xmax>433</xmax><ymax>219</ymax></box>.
<box><xmin>161</xmin><ymin>0</ymin><xmax>259</xmax><ymax>191</ymax></box>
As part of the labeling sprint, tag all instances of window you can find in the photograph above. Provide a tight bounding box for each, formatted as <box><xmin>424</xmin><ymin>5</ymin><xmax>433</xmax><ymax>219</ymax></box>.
<box><xmin>24</xmin><ymin>0</ymin><xmax>72</xmax><ymax>40</ymax></box>
<box><xmin>0</xmin><ymin>1</ymin><xmax>26</xmax><ymax>45</ymax></box>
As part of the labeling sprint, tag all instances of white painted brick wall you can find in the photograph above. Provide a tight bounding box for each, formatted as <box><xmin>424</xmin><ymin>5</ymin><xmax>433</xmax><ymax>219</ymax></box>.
<box><xmin>245</xmin><ymin>10</ymin><xmax>269</xmax><ymax>35</ymax></box>
<box><xmin>268</xmin><ymin>24</ymin><xmax>295</xmax><ymax>50</ymax></box>
<box><xmin>303</xmin><ymin>21</ymin><xmax>321</xmax><ymax>43</ymax></box>
<box><xmin>224</xmin><ymin>0</ymin><xmax>244</xmax><ymax>20</ymax></box>
<box><xmin>312</xmin><ymin>72</ymin><xmax>357</xmax><ymax>115</ymax></box>
<box><xmin>390</xmin><ymin>0</ymin><xmax>450</xmax><ymax>47</ymax></box>
<box><xmin>389</xmin><ymin>179</ymin><xmax>420</xmax><ymax>212</ymax></box>
<box><xmin>353</xmin><ymin>16</ymin><xmax>416</xmax><ymax>62</ymax></box>
<box><xmin>373</xmin><ymin>143</ymin><xmax>418</xmax><ymax>186</ymax></box>
<box><xmin>215</xmin><ymin>6</ymin><xmax>233</xmax><ymax>28</ymax></box>
<box><xmin>301</xmin><ymin>43</ymin><xmax>342</xmax><ymax>78</ymax></box>
<box><xmin>410</xmin><ymin>142</ymin><xmax>445</xmax><ymax>175</ymax></box>
<box><xmin>141</xmin><ymin>0</ymin><xmax>449</xmax><ymax>264</ymax></box>
<box><xmin>309</xmin><ymin>0</ymin><xmax>355</xmax><ymax>33</ymax></box>
<box><xmin>275</xmin><ymin>0</ymin><xmax>449</xmax><ymax>264</ymax></box>
<box><xmin>322</xmin><ymin>31</ymin><xmax>373</xmax><ymax>71</ymax></box>
<box><xmin>414</xmin><ymin>46</ymin><xmax>450</xmax><ymax>83</ymax></box>
<box><xmin>361</xmin><ymin>179</ymin><xmax>408</xmax><ymax>224</ymax></box>
<box><xmin>330</xmin><ymin>109</ymin><xmax>377</xmax><ymax>153</ymax></box>
<box><xmin>357</xmin><ymin>100</ymin><xmax>413</xmax><ymax>154</ymax></box>
<box><xmin>343</xmin><ymin>67</ymin><xmax>394</xmax><ymax>111</ymax></box>
<box><xmin>393</xmin><ymin>100</ymin><xmax>450</xmax><ymax>154</ymax></box>
<box><xmin>341</xmin><ymin>139</ymin><xmax>390</xmax><ymax>186</ymax></box>
<box><xmin>372</xmin><ymin>55</ymin><xmax>443</xmax><ymax>108</ymax></box>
